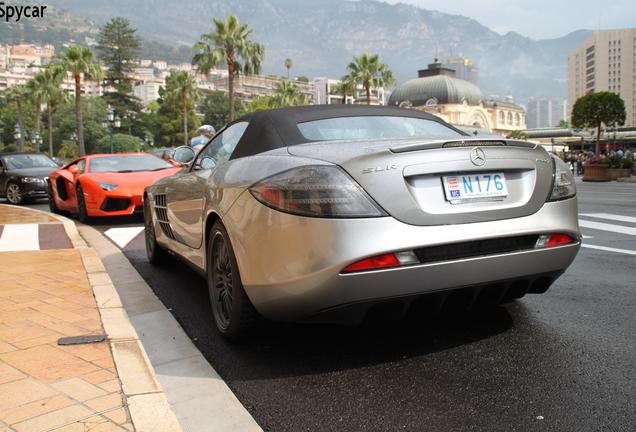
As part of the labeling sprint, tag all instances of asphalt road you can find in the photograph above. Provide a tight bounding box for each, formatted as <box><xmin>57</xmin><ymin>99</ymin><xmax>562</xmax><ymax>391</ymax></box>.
<box><xmin>15</xmin><ymin>179</ymin><xmax>636</xmax><ymax>432</ymax></box>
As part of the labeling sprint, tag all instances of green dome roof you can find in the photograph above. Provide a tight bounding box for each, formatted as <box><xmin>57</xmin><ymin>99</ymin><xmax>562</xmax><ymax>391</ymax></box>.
<box><xmin>389</xmin><ymin>75</ymin><xmax>483</xmax><ymax>107</ymax></box>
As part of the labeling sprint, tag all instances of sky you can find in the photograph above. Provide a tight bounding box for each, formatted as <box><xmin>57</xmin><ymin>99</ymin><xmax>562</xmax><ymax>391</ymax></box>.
<box><xmin>382</xmin><ymin>0</ymin><xmax>636</xmax><ymax>39</ymax></box>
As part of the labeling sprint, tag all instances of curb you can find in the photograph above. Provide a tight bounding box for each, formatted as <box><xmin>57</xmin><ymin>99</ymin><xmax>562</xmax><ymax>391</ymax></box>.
<box><xmin>77</xmin><ymin>224</ymin><xmax>262</xmax><ymax>432</ymax></box>
<box><xmin>8</xmin><ymin>205</ymin><xmax>182</xmax><ymax>432</ymax></box>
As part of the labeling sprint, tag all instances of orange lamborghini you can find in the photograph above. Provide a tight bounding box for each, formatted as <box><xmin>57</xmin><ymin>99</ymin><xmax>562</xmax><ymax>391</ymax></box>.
<box><xmin>48</xmin><ymin>153</ymin><xmax>181</xmax><ymax>222</ymax></box>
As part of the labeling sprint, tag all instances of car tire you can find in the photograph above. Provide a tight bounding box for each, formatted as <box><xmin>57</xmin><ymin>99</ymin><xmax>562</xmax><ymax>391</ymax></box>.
<box><xmin>48</xmin><ymin>184</ymin><xmax>60</xmax><ymax>214</ymax></box>
<box><xmin>207</xmin><ymin>221</ymin><xmax>259</xmax><ymax>340</ymax></box>
<box><xmin>144</xmin><ymin>198</ymin><xmax>168</xmax><ymax>264</ymax></box>
<box><xmin>76</xmin><ymin>184</ymin><xmax>91</xmax><ymax>224</ymax></box>
<box><xmin>5</xmin><ymin>181</ymin><xmax>23</xmax><ymax>205</ymax></box>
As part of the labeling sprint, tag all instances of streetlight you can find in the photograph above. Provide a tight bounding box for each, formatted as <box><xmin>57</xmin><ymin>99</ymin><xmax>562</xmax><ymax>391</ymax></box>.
<box><xmin>102</xmin><ymin>105</ymin><xmax>121</xmax><ymax>153</ymax></box>
<box><xmin>32</xmin><ymin>132</ymin><xmax>42</xmax><ymax>153</ymax></box>
<box><xmin>14</xmin><ymin>124</ymin><xmax>21</xmax><ymax>150</ymax></box>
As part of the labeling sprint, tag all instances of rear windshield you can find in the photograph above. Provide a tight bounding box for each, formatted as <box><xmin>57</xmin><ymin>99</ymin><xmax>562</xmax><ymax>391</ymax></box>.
<box><xmin>297</xmin><ymin>115</ymin><xmax>462</xmax><ymax>141</ymax></box>
<box><xmin>3</xmin><ymin>154</ymin><xmax>57</xmax><ymax>169</ymax></box>
<box><xmin>89</xmin><ymin>155</ymin><xmax>173</xmax><ymax>173</ymax></box>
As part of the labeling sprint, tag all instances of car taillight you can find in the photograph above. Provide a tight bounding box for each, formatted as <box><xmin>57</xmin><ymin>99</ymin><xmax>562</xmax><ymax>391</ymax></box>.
<box><xmin>548</xmin><ymin>155</ymin><xmax>576</xmax><ymax>201</ymax></box>
<box><xmin>249</xmin><ymin>165</ymin><xmax>387</xmax><ymax>218</ymax></box>
<box><xmin>535</xmin><ymin>233</ymin><xmax>575</xmax><ymax>248</ymax></box>
<box><xmin>342</xmin><ymin>253</ymin><xmax>400</xmax><ymax>273</ymax></box>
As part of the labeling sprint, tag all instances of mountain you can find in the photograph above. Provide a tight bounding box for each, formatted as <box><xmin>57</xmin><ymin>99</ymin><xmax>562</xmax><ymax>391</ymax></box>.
<box><xmin>25</xmin><ymin>0</ymin><xmax>592</xmax><ymax>101</ymax></box>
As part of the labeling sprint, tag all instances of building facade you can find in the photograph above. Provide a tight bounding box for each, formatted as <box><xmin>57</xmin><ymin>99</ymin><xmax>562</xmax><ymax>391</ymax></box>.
<box><xmin>389</xmin><ymin>61</ymin><xmax>526</xmax><ymax>136</ymax></box>
<box><xmin>568</xmin><ymin>28</ymin><xmax>636</xmax><ymax>126</ymax></box>
<box><xmin>526</xmin><ymin>97</ymin><xmax>568</xmax><ymax>128</ymax></box>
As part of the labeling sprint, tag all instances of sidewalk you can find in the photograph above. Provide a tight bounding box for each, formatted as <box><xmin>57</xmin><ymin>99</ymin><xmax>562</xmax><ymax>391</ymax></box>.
<box><xmin>0</xmin><ymin>205</ymin><xmax>179</xmax><ymax>432</ymax></box>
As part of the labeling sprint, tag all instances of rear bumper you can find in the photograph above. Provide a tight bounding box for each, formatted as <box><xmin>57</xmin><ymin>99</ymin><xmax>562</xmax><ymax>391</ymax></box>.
<box><xmin>223</xmin><ymin>193</ymin><xmax>580</xmax><ymax>322</ymax></box>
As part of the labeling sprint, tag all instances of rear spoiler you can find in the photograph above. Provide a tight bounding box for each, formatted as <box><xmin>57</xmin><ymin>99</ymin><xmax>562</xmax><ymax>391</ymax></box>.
<box><xmin>390</xmin><ymin>138</ymin><xmax>536</xmax><ymax>153</ymax></box>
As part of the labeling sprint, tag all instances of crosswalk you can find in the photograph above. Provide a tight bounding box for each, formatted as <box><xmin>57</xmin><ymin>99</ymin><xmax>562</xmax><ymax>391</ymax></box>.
<box><xmin>0</xmin><ymin>224</ymin><xmax>73</xmax><ymax>252</ymax></box>
<box><xmin>578</xmin><ymin>212</ymin><xmax>636</xmax><ymax>257</ymax></box>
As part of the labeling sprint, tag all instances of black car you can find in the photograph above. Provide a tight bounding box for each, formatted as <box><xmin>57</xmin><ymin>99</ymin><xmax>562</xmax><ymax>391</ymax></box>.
<box><xmin>0</xmin><ymin>152</ymin><xmax>59</xmax><ymax>204</ymax></box>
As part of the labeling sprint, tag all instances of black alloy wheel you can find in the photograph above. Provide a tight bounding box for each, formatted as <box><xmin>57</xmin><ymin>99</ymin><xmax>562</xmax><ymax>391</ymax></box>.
<box><xmin>76</xmin><ymin>184</ymin><xmax>90</xmax><ymax>224</ymax></box>
<box><xmin>207</xmin><ymin>221</ymin><xmax>259</xmax><ymax>340</ymax></box>
<box><xmin>48</xmin><ymin>184</ymin><xmax>60</xmax><ymax>213</ymax></box>
<box><xmin>144</xmin><ymin>198</ymin><xmax>168</xmax><ymax>264</ymax></box>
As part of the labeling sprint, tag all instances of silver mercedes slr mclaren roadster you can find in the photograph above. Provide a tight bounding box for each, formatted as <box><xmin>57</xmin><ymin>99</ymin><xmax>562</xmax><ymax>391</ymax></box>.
<box><xmin>143</xmin><ymin>105</ymin><xmax>580</xmax><ymax>338</ymax></box>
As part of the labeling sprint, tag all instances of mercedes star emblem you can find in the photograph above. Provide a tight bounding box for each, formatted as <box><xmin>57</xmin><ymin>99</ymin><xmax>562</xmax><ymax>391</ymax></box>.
<box><xmin>470</xmin><ymin>147</ymin><xmax>486</xmax><ymax>166</ymax></box>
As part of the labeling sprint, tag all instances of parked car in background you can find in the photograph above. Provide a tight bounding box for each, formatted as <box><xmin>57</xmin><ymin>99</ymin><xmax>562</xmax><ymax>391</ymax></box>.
<box><xmin>49</xmin><ymin>153</ymin><xmax>181</xmax><ymax>222</ymax></box>
<box><xmin>0</xmin><ymin>152</ymin><xmax>59</xmax><ymax>205</ymax></box>
<box><xmin>143</xmin><ymin>105</ymin><xmax>581</xmax><ymax>339</ymax></box>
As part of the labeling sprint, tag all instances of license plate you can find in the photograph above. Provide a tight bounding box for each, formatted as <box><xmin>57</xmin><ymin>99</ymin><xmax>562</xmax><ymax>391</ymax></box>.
<box><xmin>442</xmin><ymin>173</ymin><xmax>508</xmax><ymax>203</ymax></box>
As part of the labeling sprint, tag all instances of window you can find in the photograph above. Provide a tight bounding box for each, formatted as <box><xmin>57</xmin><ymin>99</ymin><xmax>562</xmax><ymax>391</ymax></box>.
<box><xmin>195</xmin><ymin>121</ymin><xmax>249</xmax><ymax>170</ymax></box>
<box><xmin>499</xmin><ymin>111</ymin><xmax>505</xmax><ymax>124</ymax></box>
<box><xmin>3</xmin><ymin>154</ymin><xmax>57</xmax><ymax>169</ymax></box>
<box><xmin>514</xmin><ymin>113</ymin><xmax>521</xmax><ymax>126</ymax></box>
<box><xmin>296</xmin><ymin>116</ymin><xmax>462</xmax><ymax>141</ymax></box>
<box><xmin>507</xmin><ymin>112</ymin><xmax>513</xmax><ymax>125</ymax></box>
<box><xmin>89</xmin><ymin>155</ymin><xmax>173</xmax><ymax>173</ymax></box>
<box><xmin>78</xmin><ymin>159</ymin><xmax>86</xmax><ymax>174</ymax></box>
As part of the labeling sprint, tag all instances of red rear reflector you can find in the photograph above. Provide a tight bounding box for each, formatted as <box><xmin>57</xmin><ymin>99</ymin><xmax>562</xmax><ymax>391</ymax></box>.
<box><xmin>342</xmin><ymin>253</ymin><xmax>400</xmax><ymax>273</ymax></box>
<box><xmin>546</xmin><ymin>233</ymin><xmax>574</xmax><ymax>247</ymax></box>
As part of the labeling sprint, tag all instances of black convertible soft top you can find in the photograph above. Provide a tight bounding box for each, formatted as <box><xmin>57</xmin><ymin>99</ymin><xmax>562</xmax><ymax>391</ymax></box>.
<box><xmin>229</xmin><ymin>104</ymin><xmax>465</xmax><ymax>160</ymax></box>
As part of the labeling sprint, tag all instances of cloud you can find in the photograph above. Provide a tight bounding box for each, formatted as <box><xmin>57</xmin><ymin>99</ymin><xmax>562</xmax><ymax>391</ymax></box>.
<box><xmin>381</xmin><ymin>0</ymin><xmax>635</xmax><ymax>39</ymax></box>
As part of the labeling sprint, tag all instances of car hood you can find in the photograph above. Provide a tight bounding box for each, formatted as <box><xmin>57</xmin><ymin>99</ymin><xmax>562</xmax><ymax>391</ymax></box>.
<box><xmin>83</xmin><ymin>168</ymin><xmax>180</xmax><ymax>193</ymax></box>
<box><xmin>8</xmin><ymin>167</ymin><xmax>57</xmax><ymax>177</ymax></box>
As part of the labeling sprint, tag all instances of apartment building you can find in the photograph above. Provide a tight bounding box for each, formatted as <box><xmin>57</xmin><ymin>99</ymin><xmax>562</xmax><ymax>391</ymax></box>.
<box><xmin>568</xmin><ymin>28</ymin><xmax>636</xmax><ymax>126</ymax></box>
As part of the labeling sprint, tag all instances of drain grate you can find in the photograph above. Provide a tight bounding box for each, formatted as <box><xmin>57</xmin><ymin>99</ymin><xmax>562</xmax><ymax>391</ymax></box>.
<box><xmin>57</xmin><ymin>334</ymin><xmax>107</xmax><ymax>346</ymax></box>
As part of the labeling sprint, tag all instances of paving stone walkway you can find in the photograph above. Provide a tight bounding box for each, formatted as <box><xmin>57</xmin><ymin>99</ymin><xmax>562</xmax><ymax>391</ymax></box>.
<box><xmin>0</xmin><ymin>215</ymin><xmax>133</xmax><ymax>431</ymax></box>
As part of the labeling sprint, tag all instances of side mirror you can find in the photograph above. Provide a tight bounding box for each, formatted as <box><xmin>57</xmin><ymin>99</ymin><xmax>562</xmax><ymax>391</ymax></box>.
<box><xmin>173</xmin><ymin>146</ymin><xmax>196</xmax><ymax>165</ymax></box>
<box><xmin>68</xmin><ymin>165</ymin><xmax>80</xmax><ymax>175</ymax></box>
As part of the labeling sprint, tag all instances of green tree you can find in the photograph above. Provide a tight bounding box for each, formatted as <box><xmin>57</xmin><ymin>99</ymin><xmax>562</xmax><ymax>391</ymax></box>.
<box><xmin>345</xmin><ymin>53</ymin><xmax>394</xmax><ymax>104</ymax></box>
<box><xmin>571</xmin><ymin>91</ymin><xmax>626</xmax><ymax>157</ymax></box>
<box><xmin>245</xmin><ymin>95</ymin><xmax>275</xmax><ymax>113</ymax></box>
<box><xmin>3</xmin><ymin>86</ymin><xmax>28</xmax><ymax>151</ymax></box>
<box><xmin>164</xmin><ymin>71</ymin><xmax>200</xmax><ymax>146</ymax></box>
<box><xmin>270</xmin><ymin>80</ymin><xmax>307</xmax><ymax>108</ymax></box>
<box><xmin>51</xmin><ymin>97</ymin><xmax>107</xmax><ymax>156</ymax></box>
<box><xmin>58</xmin><ymin>45</ymin><xmax>103</xmax><ymax>156</ymax></box>
<box><xmin>96</xmin><ymin>17</ymin><xmax>143</xmax><ymax>128</ymax></box>
<box><xmin>29</xmin><ymin>65</ymin><xmax>67</xmax><ymax>156</ymax></box>
<box><xmin>148</xmin><ymin>83</ymin><xmax>200</xmax><ymax>148</ymax></box>
<box><xmin>558</xmin><ymin>119</ymin><xmax>569</xmax><ymax>128</ymax></box>
<box><xmin>331</xmin><ymin>75</ymin><xmax>357</xmax><ymax>104</ymax></box>
<box><xmin>284</xmin><ymin>57</ymin><xmax>293</xmax><ymax>79</ymax></box>
<box><xmin>200</xmin><ymin>91</ymin><xmax>245</xmax><ymax>130</ymax></box>
<box><xmin>94</xmin><ymin>133</ymin><xmax>140</xmax><ymax>153</ymax></box>
<box><xmin>508</xmin><ymin>130</ymin><xmax>528</xmax><ymax>140</ymax></box>
<box><xmin>193</xmin><ymin>15</ymin><xmax>264</xmax><ymax>121</ymax></box>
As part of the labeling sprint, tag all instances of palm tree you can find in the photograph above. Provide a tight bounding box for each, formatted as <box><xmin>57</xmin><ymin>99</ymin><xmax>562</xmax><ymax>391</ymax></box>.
<box><xmin>284</xmin><ymin>58</ymin><xmax>293</xmax><ymax>79</ymax></box>
<box><xmin>165</xmin><ymin>71</ymin><xmax>200</xmax><ymax>146</ymax></box>
<box><xmin>4</xmin><ymin>85</ymin><xmax>27</xmax><ymax>151</ymax></box>
<box><xmin>32</xmin><ymin>65</ymin><xmax>67</xmax><ymax>156</ymax></box>
<box><xmin>334</xmin><ymin>75</ymin><xmax>357</xmax><ymax>104</ymax></box>
<box><xmin>25</xmin><ymin>79</ymin><xmax>43</xmax><ymax>147</ymax></box>
<box><xmin>58</xmin><ymin>45</ymin><xmax>103</xmax><ymax>156</ymax></box>
<box><xmin>271</xmin><ymin>80</ymin><xmax>306</xmax><ymax>108</ymax></box>
<box><xmin>193</xmin><ymin>15</ymin><xmax>265</xmax><ymax>121</ymax></box>
<box><xmin>346</xmin><ymin>53</ymin><xmax>394</xmax><ymax>104</ymax></box>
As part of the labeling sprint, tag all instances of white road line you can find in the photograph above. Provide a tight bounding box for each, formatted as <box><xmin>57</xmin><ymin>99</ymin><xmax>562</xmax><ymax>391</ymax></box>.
<box><xmin>578</xmin><ymin>220</ymin><xmax>636</xmax><ymax>236</ymax></box>
<box><xmin>104</xmin><ymin>227</ymin><xmax>145</xmax><ymax>249</ymax></box>
<box><xmin>580</xmin><ymin>213</ymin><xmax>636</xmax><ymax>224</ymax></box>
<box><xmin>0</xmin><ymin>224</ymin><xmax>40</xmax><ymax>251</ymax></box>
<box><xmin>581</xmin><ymin>244</ymin><xmax>636</xmax><ymax>256</ymax></box>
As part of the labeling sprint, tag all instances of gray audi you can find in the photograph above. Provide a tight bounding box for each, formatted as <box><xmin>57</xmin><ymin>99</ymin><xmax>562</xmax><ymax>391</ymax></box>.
<box><xmin>143</xmin><ymin>105</ymin><xmax>580</xmax><ymax>339</ymax></box>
